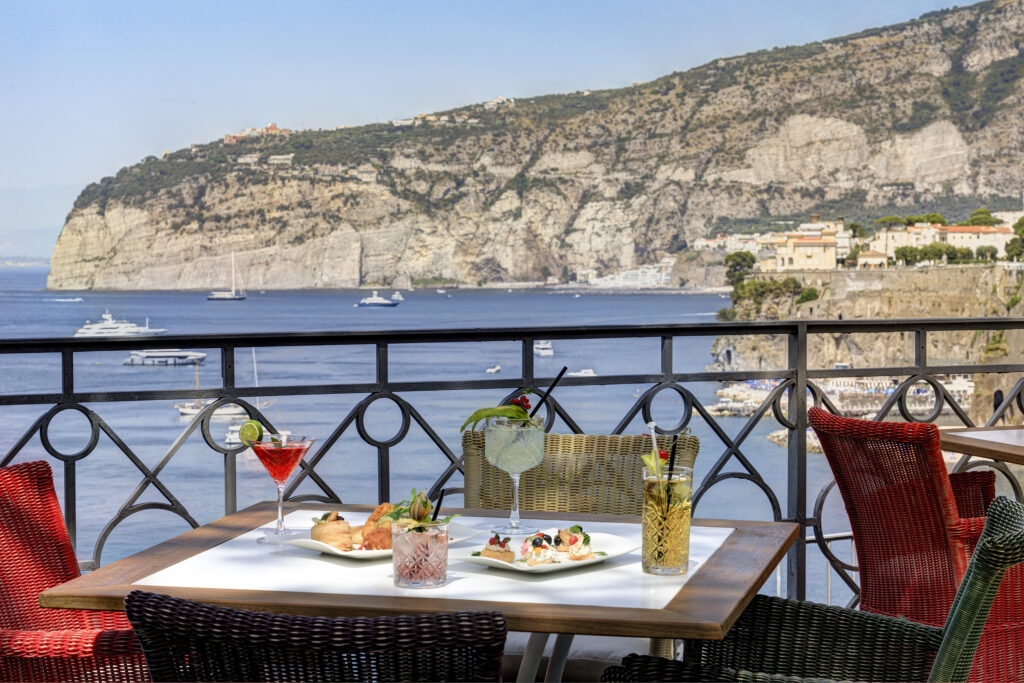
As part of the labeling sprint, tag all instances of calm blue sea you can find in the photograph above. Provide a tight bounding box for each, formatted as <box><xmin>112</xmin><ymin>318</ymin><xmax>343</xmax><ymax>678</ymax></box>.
<box><xmin>0</xmin><ymin>266</ymin><xmax>849</xmax><ymax>601</ymax></box>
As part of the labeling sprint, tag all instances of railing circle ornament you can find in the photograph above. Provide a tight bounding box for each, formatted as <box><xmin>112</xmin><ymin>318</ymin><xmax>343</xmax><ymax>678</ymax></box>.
<box><xmin>39</xmin><ymin>403</ymin><xmax>100</xmax><ymax>462</ymax></box>
<box><xmin>897</xmin><ymin>374</ymin><xmax>945</xmax><ymax>423</ymax></box>
<box><xmin>640</xmin><ymin>382</ymin><xmax>693</xmax><ymax>433</ymax></box>
<box><xmin>356</xmin><ymin>392</ymin><xmax>412</xmax><ymax>448</ymax></box>
<box><xmin>199</xmin><ymin>399</ymin><xmax>257</xmax><ymax>455</ymax></box>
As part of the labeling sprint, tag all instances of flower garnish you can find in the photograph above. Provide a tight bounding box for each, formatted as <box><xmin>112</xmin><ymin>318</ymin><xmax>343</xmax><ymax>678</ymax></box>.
<box><xmin>384</xmin><ymin>488</ymin><xmax>457</xmax><ymax>530</ymax></box>
<box><xmin>460</xmin><ymin>390</ymin><xmax>534</xmax><ymax>431</ymax></box>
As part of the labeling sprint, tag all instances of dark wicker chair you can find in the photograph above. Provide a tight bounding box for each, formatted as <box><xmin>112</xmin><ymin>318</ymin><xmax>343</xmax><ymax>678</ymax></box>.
<box><xmin>0</xmin><ymin>460</ymin><xmax>149</xmax><ymax>682</ymax></box>
<box><xmin>124</xmin><ymin>590</ymin><xmax>507</xmax><ymax>682</ymax></box>
<box><xmin>602</xmin><ymin>495</ymin><xmax>1024</xmax><ymax>682</ymax></box>
<box><xmin>808</xmin><ymin>407</ymin><xmax>1024</xmax><ymax>681</ymax></box>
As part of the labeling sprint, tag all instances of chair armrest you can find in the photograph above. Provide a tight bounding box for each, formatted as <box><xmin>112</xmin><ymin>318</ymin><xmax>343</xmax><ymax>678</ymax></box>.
<box><xmin>0</xmin><ymin>628</ymin><xmax>142</xmax><ymax>659</ymax></box>
<box><xmin>687</xmin><ymin>594</ymin><xmax>941</xmax><ymax>682</ymax></box>
<box><xmin>602</xmin><ymin>656</ymin><xmax>842</xmax><ymax>682</ymax></box>
<box><xmin>949</xmin><ymin>471</ymin><xmax>995</xmax><ymax>519</ymax></box>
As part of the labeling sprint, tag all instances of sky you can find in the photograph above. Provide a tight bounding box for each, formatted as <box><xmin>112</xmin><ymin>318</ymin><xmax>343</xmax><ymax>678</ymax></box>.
<box><xmin>1</xmin><ymin>0</ymin><xmax>959</xmax><ymax>258</ymax></box>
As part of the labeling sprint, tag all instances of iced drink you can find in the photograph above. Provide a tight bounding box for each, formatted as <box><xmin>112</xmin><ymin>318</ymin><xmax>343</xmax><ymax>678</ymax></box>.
<box><xmin>641</xmin><ymin>466</ymin><xmax>692</xmax><ymax>575</ymax></box>
<box><xmin>392</xmin><ymin>522</ymin><xmax>449</xmax><ymax>588</ymax></box>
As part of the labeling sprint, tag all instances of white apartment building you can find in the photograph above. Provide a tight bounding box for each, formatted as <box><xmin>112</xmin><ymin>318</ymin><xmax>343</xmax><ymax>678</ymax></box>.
<box><xmin>587</xmin><ymin>258</ymin><xmax>676</xmax><ymax>288</ymax></box>
<box><xmin>869</xmin><ymin>223</ymin><xmax>1015</xmax><ymax>257</ymax></box>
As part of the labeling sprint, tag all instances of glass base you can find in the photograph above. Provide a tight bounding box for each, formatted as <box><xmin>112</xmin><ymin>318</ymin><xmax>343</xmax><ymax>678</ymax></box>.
<box><xmin>490</xmin><ymin>522</ymin><xmax>539</xmax><ymax>536</ymax></box>
<box><xmin>256</xmin><ymin>527</ymin><xmax>293</xmax><ymax>542</ymax></box>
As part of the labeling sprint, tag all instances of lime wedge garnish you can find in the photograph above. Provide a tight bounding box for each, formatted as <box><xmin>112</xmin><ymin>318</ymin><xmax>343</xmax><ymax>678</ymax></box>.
<box><xmin>237</xmin><ymin>420</ymin><xmax>263</xmax><ymax>446</ymax></box>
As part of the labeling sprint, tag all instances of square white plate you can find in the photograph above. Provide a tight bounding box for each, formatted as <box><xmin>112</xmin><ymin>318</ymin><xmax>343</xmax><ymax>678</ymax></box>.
<box><xmin>264</xmin><ymin>521</ymin><xmax>482</xmax><ymax>559</ymax></box>
<box><xmin>450</xmin><ymin>531</ymin><xmax>639</xmax><ymax>573</ymax></box>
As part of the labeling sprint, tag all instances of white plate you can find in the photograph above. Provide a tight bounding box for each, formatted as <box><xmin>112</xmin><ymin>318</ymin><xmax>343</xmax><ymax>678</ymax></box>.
<box><xmin>450</xmin><ymin>531</ymin><xmax>639</xmax><ymax>573</ymax></box>
<box><xmin>265</xmin><ymin>521</ymin><xmax>483</xmax><ymax>559</ymax></box>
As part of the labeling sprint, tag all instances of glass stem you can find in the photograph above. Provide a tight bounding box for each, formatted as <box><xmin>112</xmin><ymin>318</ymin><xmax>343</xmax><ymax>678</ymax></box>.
<box><xmin>275</xmin><ymin>483</ymin><xmax>285</xmax><ymax>533</ymax></box>
<box><xmin>509</xmin><ymin>472</ymin><xmax>522</xmax><ymax>529</ymax></box>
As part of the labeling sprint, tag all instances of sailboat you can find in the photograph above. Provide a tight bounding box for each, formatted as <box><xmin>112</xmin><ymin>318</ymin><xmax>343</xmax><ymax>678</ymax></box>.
<box><xmin>174</xmin><ymin>349</ymin><xmax>274</xmax><ymax>418</ymax></box>
<box><xmin>208</xmin><ymin>253</ymin><xmax>247</xmax><ymax>301</ymax></box>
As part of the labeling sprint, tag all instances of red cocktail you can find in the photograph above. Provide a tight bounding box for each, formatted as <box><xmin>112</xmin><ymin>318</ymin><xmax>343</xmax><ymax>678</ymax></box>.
<box><xmin>250</xmin><ymin>434</ymin><xmax>315</xmax><ymax>541</ymax></box>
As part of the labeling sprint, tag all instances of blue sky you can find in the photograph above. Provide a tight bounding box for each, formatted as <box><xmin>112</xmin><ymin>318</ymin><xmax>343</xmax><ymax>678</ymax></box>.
<box><xmin>0</xmin><ymin>0</ymin><xmax>957</xmax><ymax>257</ymax></box>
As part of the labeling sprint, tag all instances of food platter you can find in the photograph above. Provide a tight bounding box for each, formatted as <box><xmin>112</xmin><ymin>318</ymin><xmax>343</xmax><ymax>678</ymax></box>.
<box><xmin>450</xmin><ymin>531</ymin><xmax>638</xmax><ymax>573</ymax></box>
<box><xmin>264</xmin><ymin>521</ymin><xmax>483</xmax><ymax>559</ymax></box>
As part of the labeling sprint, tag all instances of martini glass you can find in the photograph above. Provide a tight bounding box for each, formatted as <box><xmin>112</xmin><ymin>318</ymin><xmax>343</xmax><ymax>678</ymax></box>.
<box><xmin>250</xmin><ymin>433</ymin><xmax>315</xmax><ymax>542</ymax></box>
<box><xmin>484</xmin><ymin>416</ymin><xmax>544</xmax><ymax>535</ymax></box>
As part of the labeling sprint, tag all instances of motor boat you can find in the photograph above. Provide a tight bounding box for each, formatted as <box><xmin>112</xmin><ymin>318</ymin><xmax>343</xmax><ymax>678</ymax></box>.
<box><xmin>123</xmin><ymin>349</ymin><xmax>207</xmax><ymax>366</ymax></box>
<box><xmin>74</xmin><ymin>310</ymin><xmax>167</xmax><ymax>337</ymax></box>
<box><xmin>390</xmin><ymin>291</ymin><xmax>405</xmax><ymax>302</ymax></box>
<box><xmin>486</xmin><ymin>364</ymin><xmax>501</xmax><ymax>374</ymax></box>
<box><xmin>566</xmin><ymin>368</ymin><xmax>597</xmax><ymax>377</ymax></box>
<box><xmin>356</xmin><ymin>291</ymin><xmax>399</xmax><ymax>307</ymax></box>
<box><xmin>175</xmin><ymin>399</ymin><xmax>248</xmax><ymax>419</ymax></box>
<box><xmin>533</xmin><ymin>340</ymin><xmax>554</xmax><ymax>357</ymax></box>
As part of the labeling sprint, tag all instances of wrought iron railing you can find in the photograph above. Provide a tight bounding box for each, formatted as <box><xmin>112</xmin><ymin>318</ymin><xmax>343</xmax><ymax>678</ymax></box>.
<box><xmin>2</xmin><ymin>318</ymin><xmax>1023</xmax><ymax>601</ymax></box>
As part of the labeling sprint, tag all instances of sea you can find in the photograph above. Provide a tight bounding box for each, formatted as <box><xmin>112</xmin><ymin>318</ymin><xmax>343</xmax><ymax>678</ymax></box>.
<box><xmin>0</xmin><ymin>266</ymin><xmax>850</xmax><ymax>602</ymax></box>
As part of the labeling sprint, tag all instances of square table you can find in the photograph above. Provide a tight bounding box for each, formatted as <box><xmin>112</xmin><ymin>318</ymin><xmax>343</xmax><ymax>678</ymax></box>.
<box><xmin>940</xmin><ymin>425</ymin><xmax>1024</xmax><ymax>465</ymax></box>
<box><xmin>41</xmin><ymin>502</ymin><xmax>798</xmax><ymax>682</ymax></box>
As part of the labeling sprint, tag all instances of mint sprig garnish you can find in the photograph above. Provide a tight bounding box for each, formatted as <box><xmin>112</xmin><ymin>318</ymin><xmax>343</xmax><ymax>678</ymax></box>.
<box><xmin>460</xmin><ymin>404</ymin><xmax>531</xmax><ymax>432</ymax></box>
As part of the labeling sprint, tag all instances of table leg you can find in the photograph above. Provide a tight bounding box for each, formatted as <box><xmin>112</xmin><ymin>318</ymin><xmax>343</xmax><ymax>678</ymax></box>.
<box><xmin>517</xmin><ymin>632</ymin><xmax>550</xmax><ymax>683</ymax></box>
<box><xmin>543</xmin><ymin>633</ymin><xmax>574</xmax><ymax>682</ymax></box>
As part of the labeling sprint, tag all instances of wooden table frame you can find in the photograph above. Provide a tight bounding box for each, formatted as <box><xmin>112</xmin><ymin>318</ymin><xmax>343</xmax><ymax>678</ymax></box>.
<box><xmin>41</xmin><ymin>502</ymin><xmax>798</xmax><ymax>642</ymax></box>
<box><xmin>940</xmin><ymin>426</ymin><xmax>1024</xmax><ymax>466</ymax></box>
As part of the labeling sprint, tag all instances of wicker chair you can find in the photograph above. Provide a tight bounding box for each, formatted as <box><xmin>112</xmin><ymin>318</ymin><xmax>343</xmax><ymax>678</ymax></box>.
<box><xmin>0</xmin><ymin>460</ymin><xmax>149</xmax><ymax>682</ymax></box>
<box><xmin>124</xmin><ymin>590</ymin><xmax>507</xmax><ymax>682</ymax></box>
<box><xmin>601</xmin><ymin>495</ymin><xmax>1024</xmax><ymax>682</ymax></box>
<box><xmin>463</xmin><ymin>431</ymin><xmax>698</xmax><ymax>674</ymax></box>
<box><xmin>808</xmin><ymin>407</ymin><xmax>1024</xmax><ymax>681</ymax></box>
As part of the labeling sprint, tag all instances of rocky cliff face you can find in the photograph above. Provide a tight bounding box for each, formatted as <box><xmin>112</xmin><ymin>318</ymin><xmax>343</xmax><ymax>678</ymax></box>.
<box><xmin>48</xmin><ymin>0</ymin><xmax>1024</xmax><ymax>290</ymax></box>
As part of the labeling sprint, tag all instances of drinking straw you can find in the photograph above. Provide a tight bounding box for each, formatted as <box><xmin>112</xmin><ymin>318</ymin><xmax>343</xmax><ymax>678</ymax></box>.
<box><xmin>431</xmin><ymin>489</ymin><xmax>446</xmax><ymax>521</ymax></box>
<box><xmin>667</xmin><ymin>433</ymin><xmax>679</xmax><ymax>473</ymax></box>
<box><xmin>529</xmin><ymin>366</ymin><xmax>568</xmax><ymax>417</ymax></box>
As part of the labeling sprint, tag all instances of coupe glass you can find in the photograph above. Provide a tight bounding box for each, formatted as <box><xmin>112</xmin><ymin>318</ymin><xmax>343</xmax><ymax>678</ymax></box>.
<box><xmin>250</xmin><ymin>434</ymin><xmax>315</xmax><ymax>542</ymax></box>
<box><xmin>484</xmin><ymin>416</ymin><xmax>544</xmax><ymax>535</ymax></box>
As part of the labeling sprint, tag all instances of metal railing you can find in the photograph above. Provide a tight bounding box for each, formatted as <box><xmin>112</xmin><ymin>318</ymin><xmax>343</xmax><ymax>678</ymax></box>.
<box><xmin>2</xmin><ymin>317</ymin><xmax>1023</xmax><ymax>599</ymax></box>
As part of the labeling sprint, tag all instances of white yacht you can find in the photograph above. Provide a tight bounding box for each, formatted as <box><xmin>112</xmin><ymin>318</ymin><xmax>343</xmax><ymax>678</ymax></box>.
<box><xmin>75</xmin><ymin>310</ymin><xmax>167</xmax><ymax>337</ymax></box>
<box><xmin>176</xmin><ymin>399</ymin><xmax>248</xmax><ymax>419</ymax></box>
<box><xmin>123</xmin><ymin>349</ymin><xmax>207</xmax><ymax>366</ymax></box>
<box><xmin>390</xmin><ymin>291</ymin><xmax>405</xmax><ymax>302</ymax></box>
<box><xmin>486</xmin><ymin>364</ymin><xmax>501</xmax><ymax>374</ymax></box>
<box><xmin>356</xmin><ymin>290</ymin><xmax>399</xmax><ymax>307</ymax></box>
<box><xmin>208</xmin><ymin>252</ymin><xmax>247</xmax><ymax>301</ymax></box>
<box><xmin>566</xmin><ymin>368</ymin><xmax>597</xmax><ymax>377</ymax></box>
<box><xmin>533</xmin><ymin>340</ymin><xmax>554</xmax><ymax>357</ymax></box>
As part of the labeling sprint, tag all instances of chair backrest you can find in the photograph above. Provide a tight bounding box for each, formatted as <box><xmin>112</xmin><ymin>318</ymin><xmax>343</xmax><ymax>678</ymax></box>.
<box><xmin>808</xmin><ymin>407</ymin><xmax>964</xmax><ymax>626</ymax></box>
<box><xmin>0</xmin><ymin>460</ymin><xmax>85</xmax><ymax>631</ymax></box>
<box><xmin>463</xmin><ymin>432</ymin><xmax>698</xmax><ymax>515</ymax></box>
<box><xmin>931</xmin><ymin>496</ymin><xmax>1024</xmax><ymax>682</ymax></box>
<box><xmin>124</xmin><ymin>590</ymin><xmax>507</xmax><ymax>682</ymax></box>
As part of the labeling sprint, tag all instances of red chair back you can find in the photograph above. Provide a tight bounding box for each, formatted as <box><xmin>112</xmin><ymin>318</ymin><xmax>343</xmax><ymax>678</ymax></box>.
<box><xmin>808</xmin><ymin>407</ymin><xmax>965</xmax><ymax>626</ymax></box>
<box><xmin>0</xmin><ymin>460</ymin><xmax>88</xmax><ymax>631</ymax></box>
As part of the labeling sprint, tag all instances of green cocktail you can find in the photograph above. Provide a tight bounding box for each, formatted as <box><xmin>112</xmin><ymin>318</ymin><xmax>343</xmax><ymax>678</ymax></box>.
<box><xmin>485</xmin><ymin>416</ymin><xmax>544</xmax><ymax>534</ymax></box>
<box><xmin>641</xmin><ymin>465</ymin><xmax>692</xmax><ymax>575</ymax></box>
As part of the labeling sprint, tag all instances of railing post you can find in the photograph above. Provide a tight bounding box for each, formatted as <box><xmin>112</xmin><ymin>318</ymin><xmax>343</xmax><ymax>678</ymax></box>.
<box><xmin>221</xmin><ymin>345</ymin><xmax>236</xmax><ymax>515</ymax></box>
<box><xmin>661</xmin><ymin>335</ymin><xmax>672</xmax><ymax>379</ymax></box>
<box><xmin>60</xmin><ymin>350</ymin><xmax>77</xmax><ymax>545</ymax></box>
<box><xmin>376</xmin><ymin>342</ymin><xmax>390</xmax><ymax>503</ymax></box>
<box><xmin>787</xmin><ymin>323</ymin><xmax>808</xmax><ymax>600</ymax></box>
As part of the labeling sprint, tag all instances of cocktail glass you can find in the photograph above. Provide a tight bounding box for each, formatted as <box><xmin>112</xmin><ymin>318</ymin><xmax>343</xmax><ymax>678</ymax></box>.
<box><xmin>392</xmin><ymin>521</ymin><xmax>449</xmax><ymax>588</ymax></box>
<box><xmin>250</xmin><ymin>433</ymin><xmax>315</xmax><ymax>542</ymax></box>
<box><xmin>641</xmin><ymin>465</ymin><xmax>693</xmax><ymax>575</ymax></box>
<box><xmin>484</xmin><ymin>416</ymin><xmax>544</xmax><ymax>535</ymax></box>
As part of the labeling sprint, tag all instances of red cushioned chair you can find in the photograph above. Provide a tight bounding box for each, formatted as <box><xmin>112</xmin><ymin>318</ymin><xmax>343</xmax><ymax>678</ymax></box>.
<box><xmin>808</xmin><ymin>407</ymin><xmax>1024</xmax><ymax>681</ymax></box>
<box><xmin>0</xmin><ymin>460</ymin><xmax>149</xmax><ymax>682</ymax></box>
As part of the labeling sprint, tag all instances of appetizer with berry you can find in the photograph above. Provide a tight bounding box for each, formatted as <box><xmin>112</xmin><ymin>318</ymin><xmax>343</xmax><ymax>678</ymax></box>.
<box><xmin>480</xmin><ymin>533</ymin><xmax>514</xmax><ymax>562</ymax></box>
<box><xmin>521</xmin><ymin>532</ymin><xmax>560</xmax><ymax>566</ymax></box>
<box><xmin>553</xmin><ymin>524</ymin><xmax>596</xmax><ymax>561</ymax></box>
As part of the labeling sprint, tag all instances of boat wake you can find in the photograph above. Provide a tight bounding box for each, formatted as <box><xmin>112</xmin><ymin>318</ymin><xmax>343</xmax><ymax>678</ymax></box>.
<box><xmin>46</xmin><ymin>297</ymin><xmax>84</xmax><ymax>302</ymax></box>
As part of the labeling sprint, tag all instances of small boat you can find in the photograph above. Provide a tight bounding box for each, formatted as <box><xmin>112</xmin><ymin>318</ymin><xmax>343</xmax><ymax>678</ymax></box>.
<box><xmin>356</xmin><ymin>290</ymin><xmax>400</xmax><ymax>307</ymax></box>
<box><xmin>486</xmin><ymin>364</ymin><xmax>501</xmax><ymax>374</ymax></box>
<box><xmin>390</xmin><ymin>291</ymin><xmax>405</xmax><ymax>302</ymax></box>
<box><xmin>533</xmin><ymin>340</ymin><xmax>554</xmax><ymax>357</ymax></box>
<box><xmin>567</xmin><ymin>368</ymin><xmax>597</xmax><ymax>377</ymax></box>
<box><xmin>574</xmin><ymin>294</ymin><xmax>581</xmax><ymax>298</ymax></box>
<box><xmin>436</xmin><ymin>289</ymin><xmax>447</xmax><ymax>294</ymax></box>
<box><xmin>75</xmin><ymin>310</ymin><xmax>167</xmax><ymax>337</ymax></box>
<box><xmin>176</xmin><ymin>400</ymin><xmax>248</xmax><ymax>419</ymax></box>
<box><xmin>123</xmin><ymin>349</ymin><xmax>207</xmax><ymax>366</ymax></box>
<box><xmin>208</xmin><ymin>252</ymin><xmax>247</xmax><ymax>301</ymax></box>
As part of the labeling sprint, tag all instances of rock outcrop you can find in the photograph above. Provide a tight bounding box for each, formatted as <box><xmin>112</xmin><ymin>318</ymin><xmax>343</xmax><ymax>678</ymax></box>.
<box><xmin>48</xmin><ymin>0</ymin><xmax>1024</xmax><ymax>290</ymax></box>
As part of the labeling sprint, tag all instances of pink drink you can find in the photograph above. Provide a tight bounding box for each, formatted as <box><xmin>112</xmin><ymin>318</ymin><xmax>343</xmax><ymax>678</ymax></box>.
<box><xmin>252</xmin><ymin>443</ymin><xmax>308</xmax><ymax>485</ymax></box>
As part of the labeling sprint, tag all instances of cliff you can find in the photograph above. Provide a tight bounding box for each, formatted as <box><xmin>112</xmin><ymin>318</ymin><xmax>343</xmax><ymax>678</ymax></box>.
<box><xmin>49</xmin><ymin>0</ymin><xmax>1024</xmax><ymax>290</ymax></box>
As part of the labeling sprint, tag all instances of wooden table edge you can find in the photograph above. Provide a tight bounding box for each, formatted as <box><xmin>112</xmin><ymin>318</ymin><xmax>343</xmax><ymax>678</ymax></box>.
<box><xmin>40</xmin><ymin>504</ymin><xmax>798</xmax><ymax>640</ymax></box>
<box><xmin>940</xmin><ymin>426</ymin><xmax>1024</xmax><ymax>464</ymax></box>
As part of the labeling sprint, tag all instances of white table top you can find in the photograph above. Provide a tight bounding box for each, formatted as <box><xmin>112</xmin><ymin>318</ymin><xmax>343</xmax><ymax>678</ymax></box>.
<box><xmin>136</xmin><ymin>509</ymin><xmax>734</xmax><ymax>611</ymax></box>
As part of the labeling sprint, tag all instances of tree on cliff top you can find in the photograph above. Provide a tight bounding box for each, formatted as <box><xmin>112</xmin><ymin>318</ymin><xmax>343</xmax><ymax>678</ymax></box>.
<box><xmin>725</xmin><ymin>251</ymin><xmax>755</xmax><ymax>286</ymax></box>
<box><xmin>875</xmin><ymin>216</ymin><xmax>906</xmax><ymax>228</ymax></box>
<box><xmin>965</xmin><ymin>208</ymin><xmax>1004</xmax><ymax>225</ymax></box>
<box><xmin>1013</xmin><ymin>216</ymin><xmax>1024</xmax><ymax>238</ymax></box>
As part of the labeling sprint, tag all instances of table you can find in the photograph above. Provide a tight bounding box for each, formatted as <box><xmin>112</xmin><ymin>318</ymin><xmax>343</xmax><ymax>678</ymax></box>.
<box><xmin>940</xmin><ymin>426</ymin><xmax>1024</xmax><ymax>465</ymax></box>
<box><xmin>41</xmin><ymin>502</ymin><xmax>798</xmax><ymax>682</ymax></box>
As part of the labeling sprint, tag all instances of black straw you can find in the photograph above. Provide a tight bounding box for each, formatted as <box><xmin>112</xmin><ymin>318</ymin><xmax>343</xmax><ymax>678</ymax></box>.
<box><xmin>529</xmin><ymin>366</ymin><xmax>568</xmax><ymax>417</ymax></box>
<box><xmin>431</xmin><ymin>489</ymin><xmax>446</xmax><ymax>521</ymax></box>
<box><xmin>667</xmin><ymin>434</ymin><xmax>679</xmax><ymax>474</ymax></box>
